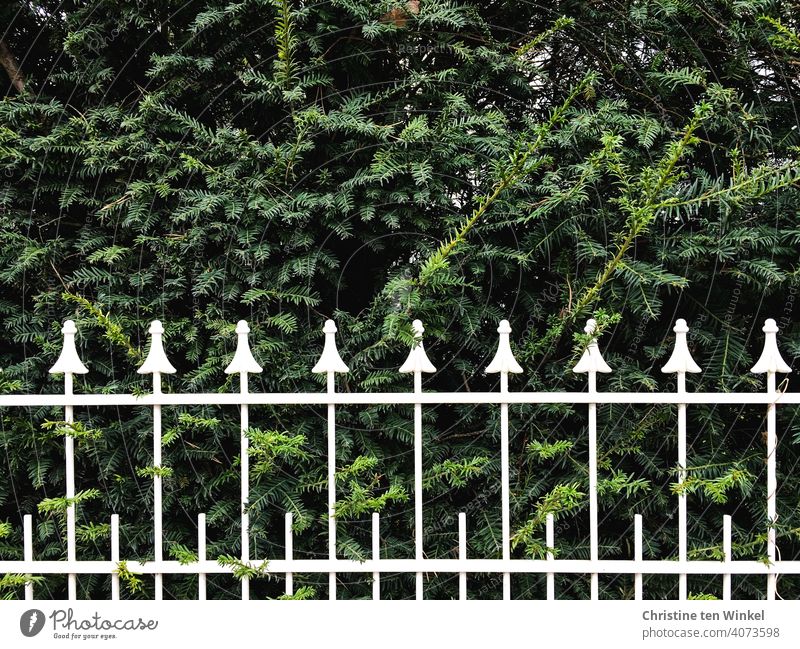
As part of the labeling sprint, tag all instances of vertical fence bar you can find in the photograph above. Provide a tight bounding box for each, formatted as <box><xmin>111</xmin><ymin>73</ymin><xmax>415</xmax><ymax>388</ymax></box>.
<box><xmin>153</xmin><ymin>372</ymin><xmax>163</xmax><ymax>600</ymax></box>
<box><xmin>414</xmin><ymin>370</ymin><xmax>423</xmax><ymax>600</ymax></box>
<box><xmin>723</xmin><ymin>515</ymin><xmax>731</xmax><ymax>600</ymax></box>
<box><xmin>137</xmin><ymin>320</ymin><xmax>176</xmax><ymax>601</ymax></box>
<box><xmin>588</xmin><ymin>372</ymin><xmax>598</xmax><ymax>600</ymax></box>
<box><xmin>224</xmin><ymin>321</ymin><xmax>262</xmax><ymax>601</ymax></box>
<box><xmin>546</xmin><ymin>513</ymin><xmax>554</xmax><ymax>601</ymax></box>
<box><xmin>766</xmin><ymin>370</ymin><xmax>777</xmax><ymax>601</ymax></box>
<box><xmin>500</xmin><ymin>371</ymin><xmax>510</xmax><ymax>601</ymax></box>
<box><xmin>677</xmin><ymin>372</ymin><xmax>687</xmax><ymax>600</ymax></box>
<box><xmin>634</xmin><ymin>514</ymin><xmax>642</xmax><ymax>601</ymax></box>
<box><xmin>240</xmin><ymin>372</ymin><xmax>250</xmax><ymax>601</ymax></box>
<box><xmin>50</xmin><ymin>321</ymin><xmax>87</xmax><ymax>601</ymax></box>
<box><xmin>485</xmin><ymin>320</ymin><xmax>522</xmax><ymax>602</ymax></box>
<box><xmin>459</xmin><ymin>512</ymin><xmax>467</xmax><ymax>601</ymax></box>
<box><xmin>197</xmin><ymin>513</ymin><xmax>206</xmax><ymax>601</ymax></box>
<box><xmin>64</xmin><ymin>372</ymin><xmax>77</xmax><ymax>600</ymax></box>
<box><xmin>110</xmin><ymin>514</ymin><xmax>119</xmax><ymax>601</ymax></box>
<box><xmin>372</xmin><ymin>512</ymin><xmax>380</xmax><ymax>600</ymax></box>
<box><xmin>285</xmin><ymin>512</ymin><xmax>293</xmax><ymax>596</ymax></box>
<box><xmin>750</xmin><ymin>319</ymin><xmax>790</xmax><ymax>601</ymax></box>
<box><xmin>399</xmin><ymin>320</ymin><xmax>435</xmax><ymax>601</ymax></box>
<box><xmin>23</xmin><ymin>514</ymin><xmax>33</xmax><ymax>601</ymax></box>
<box><xmin>327</xmin><ymin>372</ymin><xmax>336</xmax><ymax>600</ymax></box>
<box><xmin>312</xmin><ymin>320</ymin><xmax>348</xmax><ymax>602</ymax></box>
<box><xmin>662</xmin><ymin>319</ymin><xmax>701</xmax><ymax>601</ymax></box>
<box><xmin>573</xmin><ymin>319</ymin><xmax>610</xmax><ymax>602</ymax></box>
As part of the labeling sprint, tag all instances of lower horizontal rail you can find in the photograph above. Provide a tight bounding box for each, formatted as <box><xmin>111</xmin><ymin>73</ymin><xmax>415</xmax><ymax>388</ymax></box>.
<box><xmin>0</xmin><ymin>559</ymin><xmax>791</xmax><ymax>575</ymax></box>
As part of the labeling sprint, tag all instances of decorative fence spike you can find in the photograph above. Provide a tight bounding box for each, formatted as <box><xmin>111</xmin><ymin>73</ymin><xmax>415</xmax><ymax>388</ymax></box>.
<box><xmin>224</xmin><ymin>320</ymin><xmax>263</xmax><ymax>374</ymax></box>
<box><xmin>572</xmin><ymin>318</ymin><xmax>612</xmax><ymax>374</ymax></box>
<box><xmin>485</xmin><ymin>319</ymin><xmax>523</xmax><ymax>374</ymax></box>
<box><xmin>137</xmin><ymin>320</ymin><xmax>176</xmax><ymax>374</ymax></box>
<box><xmin>750</xmin><ymin>318</ymin><xmax>792</xmax><ymax>374</ymax></box>
<box><xmin>312</xmin><ymin>319</ymin><xmax>349</xmax><ymax>374</ymax></box>
<box><xmin>661</xmin><ymin>319</ymin><xmax>701</xmax><ymax>374</ymax></box>
<box><xmin>49</xmin><ymin>320</ymin><xmax>89</xmax><ymax>375</ymax></box>
<box><xmin>399</xmin><ymin>319</ymin><xmax>436</xmax><ymax>374</ymax></box>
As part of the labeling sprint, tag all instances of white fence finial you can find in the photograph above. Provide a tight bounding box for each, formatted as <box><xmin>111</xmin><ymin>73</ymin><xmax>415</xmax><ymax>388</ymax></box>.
<box><xmin>225</xmin><ymin>320</ymin><xmax>263</xmax><ymax>374</ymax></box>
<box><xmin>573</xmin><ymin>318</ymin><xmax>612</xmax><ymax>374</ymax></box>
<box><xmin>485</xmin><ymin>319</ymin><xmax>523</xmax><ymax>374</ymax></box>
<box><xmin>312</xmin><ymin>319</ymin><xmax>349</xmax><ymax>373</ymax></box>
<box><xmin>137</xmin><ymin>320</ymin><xmax>177</xmax><ymax>374</ymax></box>
<box><xmin>661</xmin><ymin>319</ymin><xmax>702</xmax><ymax>374</ymax></box>
<box><xmin>400</xmin><ymin>319</ymin><xmax>436</xmax><ymax>374</ymax></box>
<box><xmin>49</xmin><ymin>320</ymin><xmax>89</xmax><ymax>375</ymax></box>
<box><xmin>750</xmin><ymin>318</ymin><xmax>791</xmax><ymax>374</ymax></box>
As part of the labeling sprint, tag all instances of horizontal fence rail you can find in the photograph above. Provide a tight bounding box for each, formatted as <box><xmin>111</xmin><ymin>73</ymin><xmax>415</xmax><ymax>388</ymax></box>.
<box><xmin>0</xmin><ymin>315</ymin><xmax>795</xmax><ymax>600</ymax></box>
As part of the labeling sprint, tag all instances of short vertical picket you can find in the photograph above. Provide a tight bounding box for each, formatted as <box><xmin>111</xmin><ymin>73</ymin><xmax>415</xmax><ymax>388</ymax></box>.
<box><xmin>111</xmin><ymin>514</ymin><xmax>119</xmax><ymax>600</ymax></box>
<box><xmin>23</xmin><ymin>514</ymin><xmax>33</xmax><ymax>601</ymax></box>
<box><xmin>634</xmin><ymin>514</ymin><xmax>642</xmax><ymax>601</ymax></box>
<box><xmin>284</xmin><ymin>512</ymin><xmax>294</xmax><ymax>596</ymax></box>
<box><xmin>723</xmin><ymin>515</ymin><xmax>732</xmax><ymax>600</ymax></box>
<box><xmin>459</xmin><ymin>512</ymin><xmax>467</xmax><ymax>601</ymax></box>
<box><xmin>197</xmin><ymin>513</ymin><xmax>206</xmax><ymax>601</ymax></box>
<box><xmin>546</xmin><ymin>513</ymin><xmax>554</xmax><ymax>601</ymax></box>
<box><xmin>372</xmin><ymin>512</ymin><xmax>380</xmax><ymax>600</ymax></box>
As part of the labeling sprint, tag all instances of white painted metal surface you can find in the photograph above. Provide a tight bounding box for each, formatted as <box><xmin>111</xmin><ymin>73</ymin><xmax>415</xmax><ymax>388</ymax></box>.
<box><xmin>400</xmin><ymin>319</ymin><xmax>435</xmax><ymax>600</ymax></box>
<box><xmin>573</xmin><ymin>318</ymin><xmax>611</xmax><ymax>601</ymax></box>
<box><xmin>4</xmin><ymin>315</ymin><xmax>795</xmax><ymax>601</ymax></box>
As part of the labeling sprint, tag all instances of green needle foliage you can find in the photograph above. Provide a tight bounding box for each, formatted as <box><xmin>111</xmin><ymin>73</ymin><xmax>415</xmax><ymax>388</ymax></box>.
<box><xmin>0</xmin><ymin>0</ymin><xmax>799</xmax><ymax>600</ymax></box>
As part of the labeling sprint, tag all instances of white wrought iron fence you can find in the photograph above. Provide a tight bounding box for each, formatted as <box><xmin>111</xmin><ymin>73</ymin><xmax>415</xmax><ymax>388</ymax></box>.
<box><xmin>0</xmin><ymin>315</ymin><xmax>795</xmax><ymax>601</ymax></box>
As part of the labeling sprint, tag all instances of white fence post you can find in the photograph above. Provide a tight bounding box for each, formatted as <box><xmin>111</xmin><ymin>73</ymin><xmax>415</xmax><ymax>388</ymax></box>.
<box><xmin>486</xmin><ymin>319</ymin><xmax>523</xmax><ymax>600</ymax></box>
<box><xmin>111</xmin><ymin>514</ymin><xmax>119</xmax><ymax>600</ymax></box>
<box><xmin>751</xmin><ymin>318</ymin><xmax>791</xmax><ymax>600</ymax></box>
<box><xmin>634</xmin><ymin>514</ymin><xmax>642</xmax><ymax>600</ymax></box>
<box><xmin>137</xmin><ymin>320</ymin><xmax>176</xmax><ymax>601</ymax></box>
<box><xmin>573</xmin><ymin>318</ymin><xmax>612</xmax><ymax>601</ymax></box>
<box><xmin>285</xmin><ymin>512</ymin><xmax>293</xmax><ymax>596</ymax></box>
<box><xmin>49</xmin><ymin>319</ymin><xmax>88</xmax><ymax>601</ymax></box>
<box><xmin>312</xmin><ymin>319</ymin><xmax>348</xmax><ymax>600</ymax></box>
<box><xmin>723</xmin><ymin>515</ymin><xmax>732</xmax><ymax>600</ymax></box>
<box><xmin>224</xmin><ymin>320</ymin><xmax>262</xmax><ymax>601</ymax></box>
<box><xmin>459</xmin><ymin>512</ymin><xmax>467</xmax><ymax>600</ymax></box>
<box><xmin>546</xmin><ymin>513</ymin><xmax>554</xmax><ymax>601</ymax></box>
<box><xmin>372</xmin><ymin>512</ymin><xmax>380</xmax><ymax>600</ymax></box>
<box><xmin>662</xmin><ymin>318</ymin><xmax>702</xmax><ymax>600</ymax></box>
<box><xmin>400</xmin><ymin>319</ymin><xmax>436</xmax><ymax>600</ymax></box>
<box><xmin>197</xmin><ymin>513</ymin><xmax>206</xmax><ymax>600</ymax></box>
<box><xmin>23</xmin><ymin>514</ymin><xmax>33</xmax><ymax>600</ymax></box>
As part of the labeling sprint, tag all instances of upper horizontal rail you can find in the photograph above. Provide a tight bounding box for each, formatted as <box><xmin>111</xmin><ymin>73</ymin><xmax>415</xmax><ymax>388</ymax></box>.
<box><xmin>0</xmin><ymin>558</ymin><xmax>793</xmax><ymax>575</ymax></box>
<box><xmin>0</xmin><ymin>391</ymin><xmax>795</xmax><ymax>407</ymax></box>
